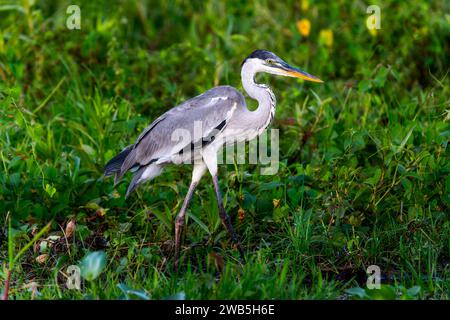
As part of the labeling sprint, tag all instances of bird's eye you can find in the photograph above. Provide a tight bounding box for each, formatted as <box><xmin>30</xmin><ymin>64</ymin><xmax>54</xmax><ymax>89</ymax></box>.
<box><xmin>266</xmin><ymin>59</ymin><xmax>274</xmax><ymax>65</ymax></box>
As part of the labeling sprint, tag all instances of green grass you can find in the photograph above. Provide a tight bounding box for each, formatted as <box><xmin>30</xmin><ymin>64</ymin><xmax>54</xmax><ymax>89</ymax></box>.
<box><xmin>1</xmin><ymin>0</ymin><xmax>449</xmax><ymax>300</ymax></box>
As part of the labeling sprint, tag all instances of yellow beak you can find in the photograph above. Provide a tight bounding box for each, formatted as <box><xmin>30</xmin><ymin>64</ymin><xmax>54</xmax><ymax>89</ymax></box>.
<box><xmin>283</xmin><ymin>69</ymin><xmax>324</xmax><ymax>83</ymax></box>
<box><xmin>277</xmin><ymin>61</ymin><xmax>324</xmax><ymax>83</ymax></box>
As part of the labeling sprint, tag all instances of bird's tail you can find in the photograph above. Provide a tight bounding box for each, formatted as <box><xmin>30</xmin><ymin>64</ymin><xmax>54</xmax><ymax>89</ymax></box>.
<box><xmin>104</xmin><ymin>145</ymin><xmax>133</xmax><ymax>182</ymax></box>
<box><xmin>125</xmin><ymin>164</ymin><xmax>163</xmax><ymax>198</ymax></box>
<box><xmin>125</xmin><ymin>166</ymin><xmax>146</xmax><ymax>198</ymax></box>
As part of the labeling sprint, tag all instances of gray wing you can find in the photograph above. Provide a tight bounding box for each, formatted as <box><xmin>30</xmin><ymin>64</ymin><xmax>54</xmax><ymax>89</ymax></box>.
<box><xmin>117</xmin><ymin>85</ymin><xmax>245</xmax><ymax>178</ymax></box>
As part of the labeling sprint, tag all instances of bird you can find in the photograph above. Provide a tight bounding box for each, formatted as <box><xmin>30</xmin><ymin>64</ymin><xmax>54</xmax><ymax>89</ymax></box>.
<box><xmin>104</xmin><ymin>49</ymin><xmax>323</xmax><ymax>268</ymax></box>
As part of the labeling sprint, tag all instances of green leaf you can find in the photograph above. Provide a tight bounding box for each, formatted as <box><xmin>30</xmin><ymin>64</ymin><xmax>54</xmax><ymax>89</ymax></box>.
<box><xmin>165</xmin><ymin>291</ymin><xmax>186</xmax><ymax>300</ymax></box>
<box><xmin>358</xmin><ymin>80</ymin><xmax>371</xmax><ymax>92</ymax></box>
<box><xmin>8</xmin><ymin>213</ymin><xmax>13</xmax><ymax>266</ymax></box>
<box><xmin>152</xmin><ymin>206</ymin><xmax>172</xmax><ymax>230</ymax></box>
<box><xmin>346</xmin><ymin>287</ymin><xmax>369</xmax><ymax>299</ymax></box>
<box><xmin>367</xmin><ymin>285</ymin><xmax>397</xmax><ymax>300</ymax></box>
<box><xmin>80</xmin><ymin>251</ymin><xmax>107</xmax><ymax>281</ymax></box>
<box><xmin>374</xmin><ymin>66</ymin><xmax>389</xmax><ymax>88</ymax></box>
<box><xmin>393</xmin><ymin>126</ymin><xmax>415</xmax><ymax>154</ymax></box>
<box><xmin>0</xmin><ymin>5</ymin><xmax>25</xmax><ymax>13</ymax></box>
<box><xmin>45</xmin><ymin>183</ymin><xmax>56</xmax><ymax>198</ymax></box>
<box><xmin>188</xmin><ymin>211</ymin><xmax>211</xmax><ymax>235</ymax></box>
<box><xmin>406</xmin><ymin>286</ymin><xmax>421</xmax><ymax>296</ymax></box>
<box><xmin>364</xmin><ymin>168</ymin><xmax>381</xmax><ymax>186</ymax></box>
<box><xmin>257</xmin><ymin>181</ymin><xmax>284</xmax><ymax>192</ymax></box>
<box><xmin>117</xmin><ymin>283</ymin><xmax>150</xmax><ymax>300</ymax></box>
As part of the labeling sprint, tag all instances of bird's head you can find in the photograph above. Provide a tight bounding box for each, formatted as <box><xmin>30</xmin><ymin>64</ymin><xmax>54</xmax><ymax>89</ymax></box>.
<box><xmin>241</xmin><ymin>49</ymin><xmax>323</xmax><ymax>83</ymax></box>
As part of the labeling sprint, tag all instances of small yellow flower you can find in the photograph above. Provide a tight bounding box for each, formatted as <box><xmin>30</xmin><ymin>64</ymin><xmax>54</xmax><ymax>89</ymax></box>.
<box><xmin>368</xmin><ymin>27</ymin><xmax>377</xmax><ymax>37</ymax></box>
<box><xmin>319</xmin><ymin>29</ymin><xmax>333</xmax><ymax>48</ymax></box>
<box><xmin>296</xmin><ymin>19</ymin><xmax>311</xmax><ymax>37</ymax></box>
<box><xmin>301</xmin><ymin>0</ymin><xmax>309</xmax><ymax>11</ymax></box>
<box><xmin>272</xmin><ymin>199</ymin><xmax>280</xmax><ymax>208</ymax></box>
<box><xmin>112</xmin><ymin>189</ymin><xmax>121</xmax><ymax>198</ymax></box>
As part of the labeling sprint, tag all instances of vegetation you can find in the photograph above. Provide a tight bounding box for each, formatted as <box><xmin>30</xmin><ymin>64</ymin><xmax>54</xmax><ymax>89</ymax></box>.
<box><xmin>0</xmin><ymin>0</ymin><xmax>449</xmax><ymax>300</ymax></box>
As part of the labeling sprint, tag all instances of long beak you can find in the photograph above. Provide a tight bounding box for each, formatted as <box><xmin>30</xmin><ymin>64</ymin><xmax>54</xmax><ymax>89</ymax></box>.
<box><xmin>278</xmin><ymin>62</ymin><xmax>324</xmax><ymax>83</ymax></box>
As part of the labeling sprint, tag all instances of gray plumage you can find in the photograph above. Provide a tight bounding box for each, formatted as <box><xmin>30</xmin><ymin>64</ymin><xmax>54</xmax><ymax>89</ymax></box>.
<box><xmin>104</xmin><ymin>50</ymin><xmax>323</xmax><ymax>197</ymax></box>
<box><xmin>104</xmin><ymin>49</ymin><xmax>323</xmax><ymax>266</ymax></box>
<box><xmin>105</xmin><ymin>86</ymin><xmax>246</xmax><ymax>197</ymax></box>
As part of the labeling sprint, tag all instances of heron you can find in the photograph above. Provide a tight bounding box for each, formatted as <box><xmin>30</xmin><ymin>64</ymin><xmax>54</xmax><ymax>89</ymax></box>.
<box><xmin>104</xmin><ymin>49</ymin><xmax>323</xmax><ymax>267</ymax></box>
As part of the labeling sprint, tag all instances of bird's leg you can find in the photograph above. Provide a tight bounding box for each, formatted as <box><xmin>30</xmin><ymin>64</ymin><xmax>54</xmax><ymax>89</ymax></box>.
<box><xmin>174</xmin><ymin>180</ymin><xmax>198</xmax><ymax>270</ymax></box>
<box><xmin>212</xmin><ymin>174</ymin><xmax>245</xmax><ymax>262</ymax></box>
<box><xmin>174</xmin><ymin>162</ymin><xmax>206</xmax><ymax>270</ymax></box>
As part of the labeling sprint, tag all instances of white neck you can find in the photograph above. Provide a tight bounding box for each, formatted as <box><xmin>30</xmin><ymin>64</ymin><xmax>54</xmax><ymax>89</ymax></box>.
<box><xmin>240</xmin><ymin>59</ymin><xmax>276</xmax><ymax>132</ymax></box>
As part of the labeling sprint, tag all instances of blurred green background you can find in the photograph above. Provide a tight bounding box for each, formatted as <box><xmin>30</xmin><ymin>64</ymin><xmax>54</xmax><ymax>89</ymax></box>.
<box><xmin>0</xmin><ymin>0</ymin><xmax>449</xmax><ymax>299</ymax></box>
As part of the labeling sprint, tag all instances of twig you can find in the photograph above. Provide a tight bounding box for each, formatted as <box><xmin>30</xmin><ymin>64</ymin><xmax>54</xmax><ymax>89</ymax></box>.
<box><xmin>1</xmin><ymin>270</ymin><xmax>11</xmax><ymax>300</ymax></box>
